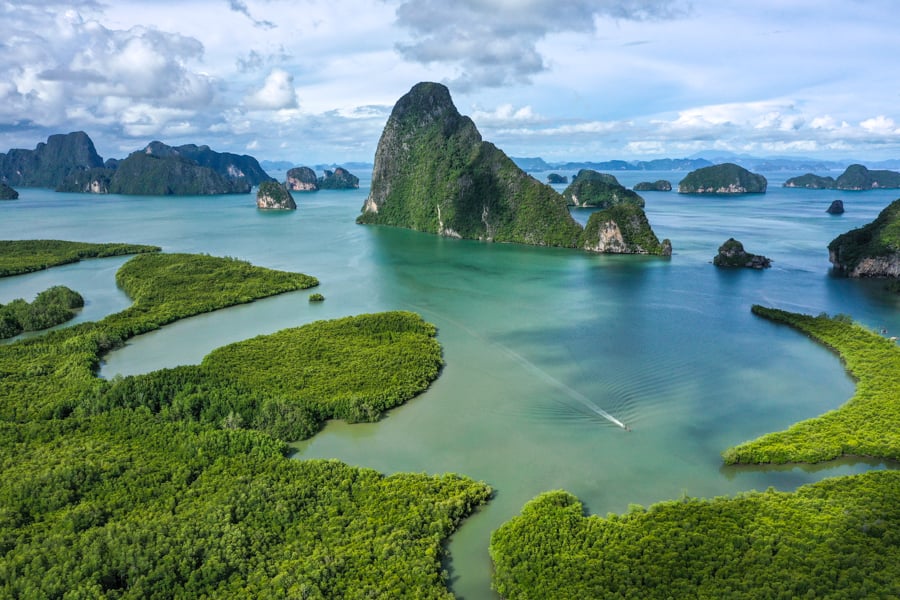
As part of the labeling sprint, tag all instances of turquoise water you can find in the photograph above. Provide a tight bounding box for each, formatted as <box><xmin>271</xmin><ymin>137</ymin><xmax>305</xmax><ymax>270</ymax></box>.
<box><xmin>1</xmin><ymin>174</ymin><xmax>898</xmax><ymax>599</ymax></box>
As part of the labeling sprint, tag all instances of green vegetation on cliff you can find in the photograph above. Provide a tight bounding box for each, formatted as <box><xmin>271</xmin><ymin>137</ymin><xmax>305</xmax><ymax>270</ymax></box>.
<box><xmin>785</xmin><ymin>165</ymin><xmax>900</xmax><ymax>190</ymax></box>
<box><xmin>562</xmin><ymin>169</ymin><xmax>644</xmax><ymax>208</ymax></box>
<box><xmin>678</xmin><ymin>163</ymin><xmax>767</xmax><ymax>194</ymax></box>
<box><xmin>580</xmin><ymin>203</ymin><xmax>671</xmax><ymax>255</ymax></box>
<box><xmin>107</xmin><ymin>152</ymin><xmax>251</xmax><ymax>195</ymax></box>
<box><xmin>633</xmin><ymin>179</ymin><xmax>672</xmax><ymax>192</ymax></box>
<box><xmin>490</xmin><ymin>471</ymin><xmax>900</xmax><ymax>599</ymax></box>
<box><xmin>0</xmin><ymin>249</ymin><xmax>490</xmax><ymax>598</ymax></box>
<box><xmin>783</xmin><ymin>173</ymin><xmax>836</xmax><ymax>189</ymax></box>
<box><xmin>318</xmin><ymin>167</ymin><xmax>359</xmax><ymax>189</ymax></box>
<box><xmin>256</xmin><ymin>180</ymin><xmax>296</xmax><ymax>209</ymax></box>
<box><xmin>0</xmin><ymin>240</ymin><xmax>160</xmax><ymax>278</ymax></box>
<box><xmin>0</xmin><ymin>285</ymin><xmax>84</xmax><ymax>339</ymax></box>
<box><xmin>723</xmin><ymin>306</ymin><xmax>900</xmax><ymax>464</ymax></box>
<box><xmin>0</xmin><ymin>131</ymin><xmax>104</xmax><ymax>188</ymax></box>
<box><xmin>358</xmin><ymin>82</ymin><xmax>583</xmax><ymax>247</ymax></box>
<box><xmin>713</xmin><ymin>238</ymin><xmax>771</xmax><ymax>268</ymax></box>
<box><xmin>828</xmin><ymin>198</ymin><xmax>900</xmax><ymax>275</ymax></box>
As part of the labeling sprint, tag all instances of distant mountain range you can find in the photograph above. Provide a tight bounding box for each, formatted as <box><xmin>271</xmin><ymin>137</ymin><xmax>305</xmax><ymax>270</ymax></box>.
<box><xmin>512</xmin><ymin>154</ymin><xmax>900</xmax><ymax>173</ymax></box>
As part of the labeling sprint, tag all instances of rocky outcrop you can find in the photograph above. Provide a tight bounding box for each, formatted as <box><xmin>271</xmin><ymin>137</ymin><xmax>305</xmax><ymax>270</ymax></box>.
<box><xmin>0</xmin><ymin>183</ymin><xmax>18</xmax><ymax>200</ymax></box>
<box><xmin>563</xmin><ymin>170</ymin><xmax>645</xmax><ymax>208</ymax></box>
<box><xmin>0</xmin><ymin>132</ymin><xmax>104</xmax><ymax>188</ymax></box>
<box><xmin>713</xmin><ymin>238</ymin><xmax>771</xmax><ymax>269</ymax></box>
<box><xmin>826</xmin><ymin>200</ymin><xmax>845</xmax><ymax>214</ymax></box>
<box><xmin>358</xmin><ymin>82</ymin><xmax>583</xmax><ymax>247</ymax></box>
<box><xmin>318</xmin><ymin>167</ymin><xmax>359</xmax><ymax>189</ymax></box>
<box><xmin>580</xmin><ymin>203</ymin><xmax>672</xmax><ymax>256</ymax></box>
<box><xmin>678</xmin><ymin>163</ymin><xmax>767</xmax><ymax>194</ymax></box>
<box><xmin>256</xmin><ymin>181</ymin><xmax>296</xmax><ymax>209</ymax></box>
<box><xmin>547</xmin><ymin>173</ymin><xmax>567</xmax><ymax>184</ymax></box>
<box><xmin>634</xmin><ymin>180</ymin><xmax>672</xmax><ymax>192</ymax></box>
<box><xmin>828</xmin><ymin>198</ymin><xmax>900</xmax><ymax>277</ymax></box>
<box><xmin>286</xmin><ymin>167</ymin><xmax>318</xmax><ymax>191</ymax></box>
<box><xmin>785</xmin><ymin>165</ymin><xmax>900</xmax><ymax>190</ymax></box>
<box><xmin>56</xmin><ymin>168</ymin><xmax>114</xmax><ymax>193</ymax></box>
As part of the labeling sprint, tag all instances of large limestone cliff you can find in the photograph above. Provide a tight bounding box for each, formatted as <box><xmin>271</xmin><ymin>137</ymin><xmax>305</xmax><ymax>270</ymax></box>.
<box><xmin>286</xmin><ymin>167</ymin><xmax>318</xmax><ymax>191</ymax></box>
<box><xmin>358</xmin><ymin>82</ymin><xmax>583</xmax><ymax>248</ymax></box>
<box><xmin>580</xmin><ymin>204</ymin><xmax>672</xmax><ymax>256</ymax></box>
<box><xmin>828</xmin><ymin>198</ymin><xmax>900</xmax><ymax>277</ymax></box>
<box><xmin>678</xmin><ymin>163</ymin><xmax>767</xmax><ymax>194</ymax></box>
<box><xmin>256</xmin><ymin>181</ymin><xmax>296</xmax><ymax>209</ymax></box>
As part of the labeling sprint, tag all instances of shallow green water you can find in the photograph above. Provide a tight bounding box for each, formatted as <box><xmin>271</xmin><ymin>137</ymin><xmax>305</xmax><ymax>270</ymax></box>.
<box><xmin>1</xmin><ymin>173</ymin><xmax>898</xmax><ymax>599</ymax></box>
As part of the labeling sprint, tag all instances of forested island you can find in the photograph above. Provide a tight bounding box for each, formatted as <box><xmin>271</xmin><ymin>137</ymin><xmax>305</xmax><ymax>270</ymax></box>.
<box><xmin>678</xmin><ymin>163</ymin><xmax>767</xmax><ymax>194</ymax></box>
<box><xmin>358</xmin><ymin>82</ymin><xmax>670</xmax><ymax>255</ymax></box>
<box><xmin>562</xmin><ymin>169</ymin><xmax>644</xmax><ymax>208</ymax></box>
<box><xmin>828</xmin><ymin>198</ymin><xmax>900</xmax><ymax>277</ymax></box>
<box><xmin>2</xmin><ymin>133</ymin><xmax>272</xmax><ymax>196</ymax></box>
<box><xmin>0</xmin><ymin>242</ymin><xmax>491</xmax><ymax>597</ymax></box>
<box><xmin>785</xmin><ymin>164</ymin><xmax>900</xmax><ymax>190</ymax></box>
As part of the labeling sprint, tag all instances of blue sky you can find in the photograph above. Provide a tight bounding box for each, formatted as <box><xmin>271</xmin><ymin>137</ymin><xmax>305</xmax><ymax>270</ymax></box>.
<box><xmin>3</xmin><ymin>0</ymin><xmax>900</xmax><ymax>165</ymax></box>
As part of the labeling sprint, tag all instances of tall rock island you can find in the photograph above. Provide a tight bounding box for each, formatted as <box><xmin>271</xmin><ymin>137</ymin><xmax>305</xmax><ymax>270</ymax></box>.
<box><xmin>828</xmin><ymin>198</ymin><xmax>900</xmax><ymax>277</ymax></box>
<box><xmin>562</xmin><ymin>170</ymin><xmax>644</xmax><ymax>208</ymax></box>
<box><xmin>357</xmin><ymin>82</ymin><xmax>583</xmax><ymax>247</ymax></box>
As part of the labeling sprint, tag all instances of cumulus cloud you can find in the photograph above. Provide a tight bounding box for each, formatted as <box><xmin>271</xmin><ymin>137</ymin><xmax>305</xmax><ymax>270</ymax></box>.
<box><xmin>244</xmin><ymin>69</ymin><xmax>299</xmax><ymax>110</ymax></box>
<box><xmin>394</xmin><ymin>0</ymin><xmax>689</xmax><ymax>89</ymax></box>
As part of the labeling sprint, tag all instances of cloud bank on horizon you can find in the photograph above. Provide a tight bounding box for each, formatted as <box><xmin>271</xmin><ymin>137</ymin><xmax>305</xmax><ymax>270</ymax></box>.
<box><xmin>2</xmin><ymin>0</ymin><xmax>899</xmax><ymax>165</ymax></box>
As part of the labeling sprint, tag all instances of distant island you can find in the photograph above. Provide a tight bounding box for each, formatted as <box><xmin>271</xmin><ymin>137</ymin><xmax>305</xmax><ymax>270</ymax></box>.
<box><xmin>511</xmin><ymin>156</ymin><xmax>714</xmax><ymax>172</ymax></box>
<box><xmin>562</xmin><ymin>170</ymin><xmax>645</xmax><ymax>208</ymax></box>
<box><xmin>2</xmin><ymin>133</ymin><xmax>273</xmax><ymax>196</ymax></box>
<box><xmin>286</xmin><ymin>166</ymin><xmax>319</xmax><ymax>191</ymax></box>
<box><xmin>828</xmin><ymin>198</ymin><xmax>900</xmax><ymax>277</ymax></box>
<box><xmin>633</xmin><ymin>180</ymin><xmax>672</xmax><ymax>192</ymax></box>
<box><xmin>357</xmin><ymin>82</ymin><xmax>670</xmax><ymax>255</ymax></box>
<box><xmin>784</xmin><ymin>164</ymin><xmax>900</xmax><ymax>190</ymax></box>
<box><xmin>678</xmin><ymin>163</ymin><xmax>767</xmax><ymax>194</ymax></box>
<box><xmin>546</xmin><ymin>173</ymin><xmax>567</xmax><ymax>184</ymax></box>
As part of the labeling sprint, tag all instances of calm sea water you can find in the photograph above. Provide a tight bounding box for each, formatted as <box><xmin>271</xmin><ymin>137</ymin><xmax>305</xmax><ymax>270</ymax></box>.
<box><xmin>1</xmin><ymin>171</ymin><xmax>898</xmax><ymax>599</ymax></box>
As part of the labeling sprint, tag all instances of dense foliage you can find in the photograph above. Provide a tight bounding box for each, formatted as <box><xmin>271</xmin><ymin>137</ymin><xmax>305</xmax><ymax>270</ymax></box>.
<box><xmin>490</xmin><ymin>471</ymin><xmax>900</xmax><ymax>599</ymax></box>
<box><xmin>0</xmin><ymin>248</ymin><xmax>491</xmax><ymax>597</ymax></box>
<box><xmin>358</xmin><ymin>82</ymin><xmax>584</xmax><ymax>247</ymax></box>
<box><xmin>678</xmin><ymin>163</ymin><xmax>767</xmax><ymax>194</ymax></box>
<box><xmin>0</xmin><ymin>240</ymin><xmax>160</xmax><ymax>277</ymax></box>
<box><xmin>562</xmin><ymin>169</ymin><xmax>645</xmax><ymax>208</ymax></box>
<box><xmin>784</xmin><ymin>165</ymin><xmax>900</xmax><ymax>190</ymax></box>
<box><xmin>0</xmin><ymin>285</ymin><xmax>84</xmax><ymax>338</ymax></box>
<box><xmin>546</xmin><ymin>173</ymin><xmax>567</xmax><ymax>184</ymax></box>
<box><xmin>723</xmin><ymin>306</ymin><xmax>900</xmax><ymax>464</ymax></box>
<box><xmin>828</xmin><ymin>198</ymin><xmax>900</xmax><ymax>273</ymax></box>
<box><xmin>107</xmin><ymin>152</ymin><xmax>250</xmax><ymax>195</ymax></box>
<box><xmin>309</xmin><ymin>292</ymin><xmax>325</xmax><ymax>302</ymax></box>
<box><xmin>93</xmin><ymin>311</ymin><xmax>443</xmax><ymax>440</ymax></box>
<box><xmin>580</xmin><ymin>203</ymin><xmax>671</xmax><ymax>255</ymax></box>
<box><xmin>783</xmin><ymin>173</ymin><xmax>836</xmax><ymax>189</ymax></box>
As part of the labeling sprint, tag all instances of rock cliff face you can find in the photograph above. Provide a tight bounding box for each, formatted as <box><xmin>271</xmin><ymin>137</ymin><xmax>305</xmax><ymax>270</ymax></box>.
<box><xmin>634</xmin><ymin>180</ymin><xmax>672</xmax><ymax>192</ymax></box>
<box><xmin>0</xmin><ymin>132</ymin><xmax>104</xmax><ymax>188</ymax></box>
<box><xmin>713</xmin><ymin>238</ymin><xmax>771</xmax><ymax>269</ymax></box>
<box><xmin>358</xmin><ymin>82</ymin><xmax>583</xmax><ymax>247</ymax></box>
<box><xmin>256</xmin><ymin>181</ymin><xmax>296</xmax><ymax>209</ymax></box>
<box><xmin>0</xmin><ymin>183</ymin><xmax>18</xmax><ymax>200</ymax></box>
<box><xmin>318</xmin><ymin>167</ymin><xmax>359</xmax><ymax>189</ymax></box>
<box><xmin>562</xmin><ymin>170</ymin><xmax>644</xmax><ymax>208</ymax></box>
<box><xmin>286</xmin><ymin>167</ymin><xmax>319</xmax><ymax>191</ymax></box>
<box><xmin>678</xmin><ymin>163</ymin><xmax>767</xmax><ymax>194</ymax></box>
<box><xmin>56</xmin><ymin>168</ymin><xmax>113</xmax><ymax>193</ymax></box>
<box><xmin>580</xmin><ymin>203</ymin><xmax>671</xmax><ymax>256</ymax></box>
<box><xmin>828</xmin><ymin>198</ymin><xmax>900</xmax><ymax>277</ymax></box>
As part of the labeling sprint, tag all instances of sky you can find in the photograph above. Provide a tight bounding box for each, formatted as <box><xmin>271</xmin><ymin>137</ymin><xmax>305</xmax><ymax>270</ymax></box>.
<box><xmin>3</xmin><ymin>0</ymin><xmax>900</xmax><ymax>165</ymax></box>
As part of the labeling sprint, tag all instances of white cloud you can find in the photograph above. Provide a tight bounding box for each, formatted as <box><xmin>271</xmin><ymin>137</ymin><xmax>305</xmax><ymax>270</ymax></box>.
<box><xmin>860</xmin><ymin>115</ymin><xmax>898</xmax><ymax>134</ymax></box>
<box><xmin>245</xmin><ymin>68</ymin><xmax>298</xmax><ymax>110</ymax></box>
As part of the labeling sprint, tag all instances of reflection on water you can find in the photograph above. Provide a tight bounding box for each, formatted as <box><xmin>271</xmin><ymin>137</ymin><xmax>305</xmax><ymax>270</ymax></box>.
<box><xmin>2</xmin><ymin>176</ymin><xmax>899</xmax><ymax>599</ymax></box>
